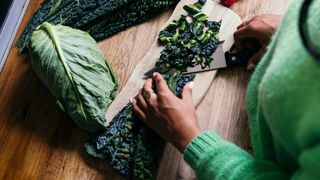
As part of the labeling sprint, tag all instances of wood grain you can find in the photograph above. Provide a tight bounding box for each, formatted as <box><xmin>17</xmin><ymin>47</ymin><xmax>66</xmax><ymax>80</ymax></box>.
<box><xmin>0</xmin><ymin>0</ymin><xmax>288</xmax><ymax>179</ymax></box>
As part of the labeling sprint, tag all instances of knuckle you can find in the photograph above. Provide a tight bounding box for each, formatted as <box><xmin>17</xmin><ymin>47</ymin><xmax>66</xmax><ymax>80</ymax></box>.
<box><xmin>158</xmin><ymin>91</ymin><xmax>169</xmax><ymax>98</ymax></box>
<box><xmin>155</xmin><ymin>78</ymin><xmax>162</xmax><ymax>85</ymax></box>
<box><xmin>157</xmin><ymin>93</ymin><xmax>170</xmax><ymax>102</ymax></box>
<box><xmin>246</xmin><ymin>23</ymin><xmax>258</xmax><ymax>31</ymax></box>
<box><xmin>253</xmin><ymin>15</ymin><xmax>262</xmax><ymax>21</ymax></box>
<box><xmin>142</xmin><ymin>84</ymin><xmax>148</xmax><ymax>90</ymax></box>
<box><xmin>154</xmin><ymin>73</ymin><xmax>160</xmax><ymax>80</ymax></box>
<box><xmin>155</xmin><ymin>75</ymin><xmax>164</xmax><ymax>83</ymax></box>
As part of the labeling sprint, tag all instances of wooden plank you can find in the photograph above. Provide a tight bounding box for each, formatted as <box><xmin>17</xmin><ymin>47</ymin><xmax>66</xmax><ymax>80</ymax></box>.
<box><xmin>0</xmin><ymin>0</ymin><xmax>288</xmax><ymax>179</ymax></box>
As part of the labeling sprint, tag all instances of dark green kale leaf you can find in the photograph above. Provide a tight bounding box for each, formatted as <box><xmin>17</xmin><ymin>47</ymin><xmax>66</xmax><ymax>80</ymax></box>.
<box><xmin>73</xmin><ymin>0</ymin><xmax>135</xmax><ymax>29</ymax></box>
<box><xmin>85</xmin><ymin>73</ymin><xmax>196</xmax><ymax>179</ymax></box>
<box><xmin>17</xmin><ymin>0</ymin><xmax>177</xmax><ymax>52</ymax></box>
<box><xmin>86</xmin><ymin>0</ymin><xmax>177</xmax><ymax>41</ymax></box>
<box><xmin>85</xmin><ymin>105</ymin><xmax>137</xmax><ymax>177</ymax></box>
<box><xmin>47</xmin><ymin>0</ymin><xmax>135</xmax><ymax>28</ymax></box>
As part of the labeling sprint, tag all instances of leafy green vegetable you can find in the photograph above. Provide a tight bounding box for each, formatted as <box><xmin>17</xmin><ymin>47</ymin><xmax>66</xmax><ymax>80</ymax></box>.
<box><xmin>157</xmin><ymin>0</ymin><xmax>223</xmax><ymax>71</ymax></box>
<box><xmin>85</xmin><ymin>73</ymin><xmax>195</xmax><ymax>179</ymax></box>
<box><xmin>46</xmin><ymin>0</ymin><xmax>135</xmax><ymax>28</ymax></box>
<box><xmin>17</xmin><ymin>0</ymin><xmax>177</xmax><ymax>52</ymax></box>
<box><xmin>73</xmin><ymin>0</ymin><xmax>134</xmax><ymax>28</ymax></box>
<box><xmin>29</xmin><ymin>22</ymin><xmax>118</xmax><ymax>132</ymax></box>
<box><xmin>87</xmin><ymin>0</ymin><xmax>178</xmax><ymax>41</ymax></box>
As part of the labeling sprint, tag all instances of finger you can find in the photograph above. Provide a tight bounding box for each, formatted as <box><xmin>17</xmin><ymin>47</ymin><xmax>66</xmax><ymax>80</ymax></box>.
<box><xmin>182</xmin><ymin>82</ymin><xmax>194</xmax><ymax>104</ymax></box>
<box><xmin>142</xmin><ymin>79</ymin><xmax>153</xmax><ymax>93</ymax></box>
<box><xmin>237</xmin><ymin>19</ymin><xmax>251</xmax><ymax>29</ymax></box>
<box><xmin>144</xmin><ymin>91</ymin><xmax>158</xmax><ymax>107</ymax></box>
<box><xmin>130</xmin><ymin>98</ymin><xmax>147</xmax><ymax>121</ymax></box>
<box><xmin>247</xmin><ymin>47</ymin><xmax>266</xmax><ymax>70</ymax></box>
<box><xmin>152</xmin><ymin>72</ymin><xmax>170</xmax><ymax>92</ymax></box>
<box><xmin>234</xmin><ymin>26</ymin><xmax>256</xmax><ymax>51</ymax></box>
<box><xmin>141</xmin><ymin>80</ymin><xmax>155</xmax><ymax>98</ymax></box>
<box><xmin>234</xmin><ymin>25</ymin><xmax>256</xmax><ymax>43</ymax></box>
<box><xmin>137</xmin><ymin>92</ymin><xmax>148</xmax><ymax>111</ymax></box>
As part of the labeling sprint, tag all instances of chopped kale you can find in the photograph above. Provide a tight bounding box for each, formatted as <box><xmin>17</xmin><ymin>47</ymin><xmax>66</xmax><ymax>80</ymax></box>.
<box><xmin>156</xmin><ymin>1</ymin><xmax>223</xmax><ymax>71</ymax></box>
<box><xmin>85</xmin><ymin>73</ymin><xmax>196</xmax><ymax>179</ymax></box>
<box><xmin>198</xmin><ymin>0</ymin><xmax>207</xmax><ymax>5</ymax></box>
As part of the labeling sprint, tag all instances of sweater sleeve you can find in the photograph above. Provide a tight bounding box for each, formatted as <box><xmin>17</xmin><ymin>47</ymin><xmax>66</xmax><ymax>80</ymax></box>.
<box><xmin>292</xmin><ymin>142</ymin><xmax>320</xmax><ymax>180</ymax></box>
<box><xmin>184</xmin><ymin>131</ymin><xmax>289</xmax><ymax>180</ymax></box>
<box><xmin>291</xmin><ymin>107</ymin><xmax>320</xmax><ymax>180</ymax></box>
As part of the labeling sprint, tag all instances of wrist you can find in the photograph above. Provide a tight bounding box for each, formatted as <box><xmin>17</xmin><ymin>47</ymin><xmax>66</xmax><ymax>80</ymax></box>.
<box><xmin>176</xmin><ymin>128</ymin><xmax>201</xmax><ymax>153</ymax></box>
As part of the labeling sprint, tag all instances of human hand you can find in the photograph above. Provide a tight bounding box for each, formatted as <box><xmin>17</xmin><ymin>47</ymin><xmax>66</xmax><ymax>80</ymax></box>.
<box><xmin>234</xmin><ymin>14</ymin><xmax>282</xmax><ymax>70</ymax></box>
<box><xmin>130</xmin><ymin>73</ymin><xmax>201</xmax><ymax>153</ymax></box>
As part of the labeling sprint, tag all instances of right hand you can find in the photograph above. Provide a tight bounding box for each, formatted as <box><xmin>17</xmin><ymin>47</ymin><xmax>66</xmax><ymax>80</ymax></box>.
<box><xmin>234</xmin><ymin>14</ymin><xmax>282</xmax><ymax>70</ymax></box>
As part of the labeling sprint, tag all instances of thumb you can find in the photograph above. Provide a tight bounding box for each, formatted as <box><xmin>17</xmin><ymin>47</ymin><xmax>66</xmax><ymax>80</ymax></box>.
<box><xmin>182</xmin><ymin>82</ymin><xmax>194</xmax><ymax>103</ymax></box>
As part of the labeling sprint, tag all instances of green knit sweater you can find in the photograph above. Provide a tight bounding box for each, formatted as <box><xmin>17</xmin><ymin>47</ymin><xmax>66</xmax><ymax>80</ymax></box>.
<box><xmin>184</xmin><ymin>0</ymin><xmax>320</xmax><ymax>179</ymax></box>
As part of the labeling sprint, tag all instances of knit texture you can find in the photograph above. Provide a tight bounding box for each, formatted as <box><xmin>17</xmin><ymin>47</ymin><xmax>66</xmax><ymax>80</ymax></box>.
<box><xmin>184</xmin><ymin>0</ymin><xmax>320</xmax><ymax>179</ymax></box>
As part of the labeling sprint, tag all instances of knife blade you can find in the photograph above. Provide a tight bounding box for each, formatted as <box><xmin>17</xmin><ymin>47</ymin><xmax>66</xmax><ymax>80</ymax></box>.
<box><xmin>144</xmin><ymin>44</ymin><xmax>259</xmax><ymax>78</ymax></box>
<box><xmin>184</xmin><ymin>44</ymin><xmax>259</xmax><ymax>74</ymax></box>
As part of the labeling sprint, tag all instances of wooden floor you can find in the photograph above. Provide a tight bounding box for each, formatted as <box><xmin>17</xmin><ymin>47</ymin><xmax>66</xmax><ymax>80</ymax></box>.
<box><xmin>0</xmin><ymin>0</ymin><xmax>288</xmax><ymax>179</ymax></box>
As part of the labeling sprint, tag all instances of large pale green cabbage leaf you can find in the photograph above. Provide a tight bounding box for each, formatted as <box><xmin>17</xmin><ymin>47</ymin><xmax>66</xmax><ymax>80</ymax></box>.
<box><xmin>29</xmin><ymin>22</ymin><xmax>118</xmax><ymax>132</ymax></box>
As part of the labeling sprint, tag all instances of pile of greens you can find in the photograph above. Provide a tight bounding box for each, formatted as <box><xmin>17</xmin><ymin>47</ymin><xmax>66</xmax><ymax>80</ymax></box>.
<box><xmin>17</xmin><ymin>0</ymin><xmax>178</xmax><ymax>52</ymax></box>
<box><xmin>29</xmin><ymin>22</ymin><xmax>118</xmax><ymax>132</ymax></box>
<box><xmin>85</xmin><ymin>73</ymin><xmax>195</xmax><ymax>179</ymax></box>
<box><xmin>157</xmin><ymin>0</ymin><xmax>223</xmax><ymax>71</ymax></box>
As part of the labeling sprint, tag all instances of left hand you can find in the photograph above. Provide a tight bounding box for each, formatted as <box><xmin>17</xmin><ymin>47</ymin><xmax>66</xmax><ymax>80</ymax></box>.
<box><xmin>130</xmin><ymin>73</ymin><xmax>201</xmax><ymax>152</ymax></box>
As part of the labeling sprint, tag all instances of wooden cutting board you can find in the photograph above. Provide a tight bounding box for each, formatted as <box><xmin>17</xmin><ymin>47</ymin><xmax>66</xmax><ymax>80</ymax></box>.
<box><xmin>106</xmin><ymin>0</ymin><xmax>242</xmax><ymax>122</ymax></box>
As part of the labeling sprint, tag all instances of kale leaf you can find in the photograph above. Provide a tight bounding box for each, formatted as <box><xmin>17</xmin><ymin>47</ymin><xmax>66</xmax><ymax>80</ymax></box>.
<box><xmin>86</xmin><ymin>0</ymin><xmax>177</xmax><ymax>41</ymax></box>
<box><xmin>17</xmin><ymin>0</ymin><xmax>177</xmax><ymax>52</ymax></box>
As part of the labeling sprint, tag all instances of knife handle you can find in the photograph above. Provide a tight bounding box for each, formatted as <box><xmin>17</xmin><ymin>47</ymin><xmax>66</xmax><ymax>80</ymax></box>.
<box><xmin>225</xmin><ymin>46</ymin><xmax>260</xmax><ymax>67</ymax></box>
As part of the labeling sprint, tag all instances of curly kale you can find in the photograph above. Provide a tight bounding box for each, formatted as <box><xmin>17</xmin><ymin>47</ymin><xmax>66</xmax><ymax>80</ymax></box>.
<box><xmin>85</xmin><ymin>73</ymin><xmax>196</xmax><ymax>179</ymax></box>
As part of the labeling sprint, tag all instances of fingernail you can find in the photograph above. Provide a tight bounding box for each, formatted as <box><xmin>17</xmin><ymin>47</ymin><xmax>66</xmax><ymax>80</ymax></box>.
<box><xmin>129</xmin><ymin>98</ymin><xmax>134</xmax><ymax>103</ymax></box>
<box><xmin>247</xmin><ymin>63</ymin><xmax>255</xmax><ymax>71</ymax></box>
<box><xmin>153</xmin><ymin>72</ymin><xmax>157</xmax><ymax>77</ymax></box>
<box><xmin>188</xmin><ymin>82</ymin><xmax>194</xmax><ymax>89</ymax></box>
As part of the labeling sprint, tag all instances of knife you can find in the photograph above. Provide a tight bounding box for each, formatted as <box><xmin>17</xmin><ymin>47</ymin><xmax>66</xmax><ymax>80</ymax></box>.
<box><xmin>144</xmin><ymin>44</ymin><xmax>259</xmax><ymax>78</ymax></box>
